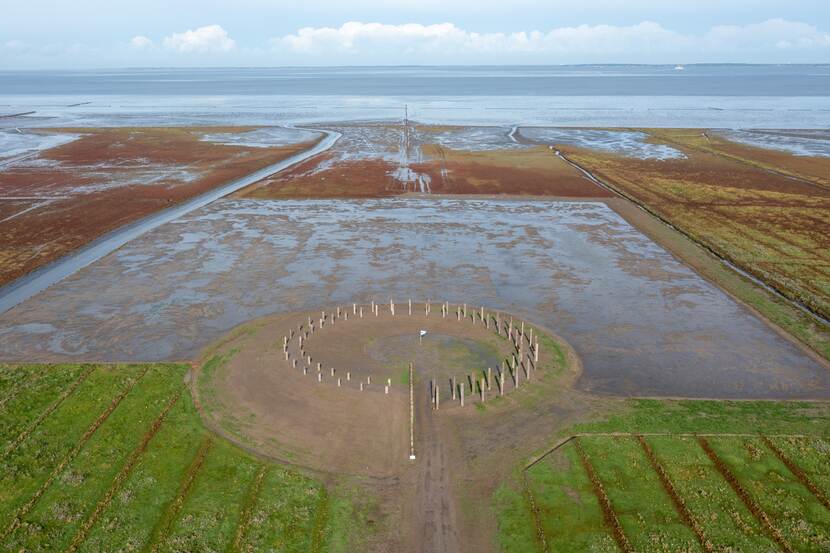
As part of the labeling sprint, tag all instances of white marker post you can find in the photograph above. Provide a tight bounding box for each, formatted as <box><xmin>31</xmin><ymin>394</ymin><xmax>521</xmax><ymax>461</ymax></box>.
<box><xmin>409</xmin><ymin>363</ymin><xmax>416</xmax><ymax>460</ymax></box>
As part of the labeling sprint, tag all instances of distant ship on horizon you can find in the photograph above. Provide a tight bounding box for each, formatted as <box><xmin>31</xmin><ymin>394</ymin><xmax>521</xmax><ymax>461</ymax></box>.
<box><xmin>674</xmin><ymin>64</ymin><xmax>685</xmax><ymax>71</ymax></box>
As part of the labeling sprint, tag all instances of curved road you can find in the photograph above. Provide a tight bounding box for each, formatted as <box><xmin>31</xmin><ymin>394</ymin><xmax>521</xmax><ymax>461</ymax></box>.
<box><xmin>0</xmin><ymin>128</ymin><xmax>341</xmax><ymax>314</ymax></box>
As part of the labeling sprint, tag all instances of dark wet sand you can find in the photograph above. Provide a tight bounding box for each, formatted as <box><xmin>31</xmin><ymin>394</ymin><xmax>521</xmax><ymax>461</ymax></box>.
<box><xmin>0</xmin><ymin>198</ymin><xmax>827</xmax><ymax>399</ymax></box>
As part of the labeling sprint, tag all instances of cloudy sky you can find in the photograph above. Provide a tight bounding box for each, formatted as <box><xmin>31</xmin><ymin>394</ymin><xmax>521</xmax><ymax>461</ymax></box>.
<box><xmin>2</xmin><ymin>0</ymin><xmax>830</xmax><ymax>68</ymax></box>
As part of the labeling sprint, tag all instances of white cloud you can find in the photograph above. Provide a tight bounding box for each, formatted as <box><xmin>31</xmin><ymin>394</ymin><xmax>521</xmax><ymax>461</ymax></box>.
<box><xmin>275</xmin><ymin>19</ymin><xmax>830</xmax><ymax>61</ymax></box>
<box><xmin>130</xmin><ymin>35</ymin><xmax>153</xmax><ymax>49</ymax></box>
<box><xmin>163</xmin><ymin>24</ymin><xmax>235</xmax><ymax>53</ymax></box>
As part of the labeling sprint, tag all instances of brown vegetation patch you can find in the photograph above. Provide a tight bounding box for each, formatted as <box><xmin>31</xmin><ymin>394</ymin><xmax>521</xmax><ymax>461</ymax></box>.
<box><xmin>0</xmin><ymin>127</ymin><xmax>317</xmax><ymax>286</ymax></box>
<box><xmin>238</xmin><ymin>156</ymin><xmax>404</xmax><ymax>198</ymax></box>
<box><xmin>649</xmin><ymin>128</ymin><xmax>830</xmax><ymax>190</ymax></box>
<box><xmin>560</xmin><ymin>138</ymin><xmax>830</xmax><ymax>320</ymax></box>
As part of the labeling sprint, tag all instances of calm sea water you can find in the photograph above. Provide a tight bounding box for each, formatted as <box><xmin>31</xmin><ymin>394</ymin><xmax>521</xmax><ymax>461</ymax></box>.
<box><xmin>2</xmin><ymin>65</ymin><xmax>830</xmax><ymax>127</ymax></box>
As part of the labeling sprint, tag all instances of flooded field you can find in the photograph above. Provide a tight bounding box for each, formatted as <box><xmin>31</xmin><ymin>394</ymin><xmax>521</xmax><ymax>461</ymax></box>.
<box><xmin>518</xmin><ymin>127</ymin><xmax>685</xmax><ymax>159</ymax></box>
<box><xmin>0</xmin><ymin>198</ymin><xmax>826</xmax><ymax>400</ymax></box>
<box><xmin>718</xmin><ymin>129</ymin><xmax>830</xmax><ymax>158</ymax></box>
<box><xmin>0</xmin><ymin>126</ymin><xmax>318</xmax><ymax>286</ymax></box>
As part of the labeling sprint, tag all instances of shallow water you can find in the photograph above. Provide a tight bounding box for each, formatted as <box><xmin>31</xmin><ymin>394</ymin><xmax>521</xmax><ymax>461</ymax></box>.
<box><xmin>199</xmin><ymin>126</ymin><xmax>321</xmax><ymax>148</ymax></box>
<box><xmin>518</xmin><ymin>128</ymin><xmax>684</xmax><ymax>159</ymax></box>
<box><xmin>0</xmin><ymin>198</ymin><xmax>826</xmax><ymax>400</ymax></box>
<box><xmin>718</xmin><ymin>129</ymin><xmax>830</xmax><ymax>157</ymax></box>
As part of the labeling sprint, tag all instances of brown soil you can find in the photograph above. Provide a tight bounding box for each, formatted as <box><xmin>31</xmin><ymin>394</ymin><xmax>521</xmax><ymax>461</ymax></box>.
<box><xmin>194</xmin><ymin>304</ymin><xmax>589</xmax><ymax>553</ymax></box>
<box><xmin>0</xmin><ymin>127</ymin><xmax>318</xmax><ymax>286</ymax></box>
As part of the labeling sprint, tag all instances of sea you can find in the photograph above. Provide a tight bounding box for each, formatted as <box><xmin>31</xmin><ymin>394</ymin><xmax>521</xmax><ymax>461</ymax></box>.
<box><xmin>1</xmin><ymin>65</ymin><xmax>830</xmax><ymax>129</ymax></box>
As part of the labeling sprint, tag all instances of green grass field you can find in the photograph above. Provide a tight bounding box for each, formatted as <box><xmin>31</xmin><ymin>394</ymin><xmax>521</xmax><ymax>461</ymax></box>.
<box><xmin>498</xmin><ymin>400</ymin><xmax>830</xmax><ymax>553</ymax></box>
<box><xmin>0</xmin><ymin>363</ymin><xmax>363</xmax><ymax>552</ymax></box>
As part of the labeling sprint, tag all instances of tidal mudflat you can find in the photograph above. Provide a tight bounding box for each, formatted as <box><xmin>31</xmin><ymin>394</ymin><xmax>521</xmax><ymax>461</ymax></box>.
<box><xmin>1</xmin><ymin>198</ymin><xmax>826</xmax><ymax>399</ymax></box>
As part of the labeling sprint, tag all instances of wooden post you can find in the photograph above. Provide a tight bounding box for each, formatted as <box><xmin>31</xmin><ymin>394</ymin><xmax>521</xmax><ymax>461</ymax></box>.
<box><xmin>353</xmin><ymin>303</ymin><xmax>357</xmax><ymax>315</ymax></box>
<box><xmin>408</xmin><ymin>298</ymin><xmax>412</xmax><ymax>315</ymax></box>
<box><xmin>330</xmin><ymin>367</ymin><xmax>335</xmax><ymax>377</ymax></box>
<box><xmin>385</xmin><ymin>385</ymin><xmax>389</xmax><ymax>394</ymax></box>
<box><xmin>521</xmin><ymin>321</ymin><xmax>525</xmax><ymax>340</ymax></box>
<box><xmin>317</xmin><ymin>372</ymin><xmax>322</xmax><ymax>382</ymax></box>
<box><xmin>303</xmin><ymin>367</ymin><xmax>308</xmax><ymax>375</ymax></box>
<box><xmin>292</xmin><ymin>359</ymin><xmax>297</xmax><ymax>368</ymax></box>
<box><xmin>347</xmin><ymin>371</ymin><xmax>351</xmax><ymax>381</ymax></box>
<box><xmin>360</xmin><ymin>382</ymin><xmax>364</xmax><ymax>391</ymax></box>
<box><xmin>435</xmin><ymin>383</ymin><xmax>439</xmax><ymax>409</ymax></box>
<box><xmin>360</xmin><ymin>306</ymin><xmax>364</xmax><ymax>318</ymax></box>
<box><xmin>463</xmin><ymin>303</ymin><xmax>467</xmax><ymax>318</ymax></box>
<box><xmin>317</xmin><ymin>362</ymin><xmax>321</xmax><ymax>372</ymax></box>
<box><xmin>285</xmin><ymin>351</ymin><xmax>289</xmax><ymax>360</ymax></box>
<box><xmin>535</xmin><ymin>337</ymin><xmax>539</xmax><ymax>363</ymax></box>
<box><xmin>387</xmin><ymin>378</ymin><xmax>391</xmax><ymax>387</ymax></box>
<box><xmin>460</xmin><ymin>382</ymin><xmax>465</xmax><ymax>407</ymax></box>
<box><xmin>480</xmin><ymin>305</ymin><xmax>484</xmax><ymax>323</ymax></box>
<box><xmin>409</xmin><ymin>363</ymin><xmax>415</xmax><ymax>460</ymax></box>
<box><xmin>480</xmin><ymin>378</ymin><xmax>485</xmax><ymax>401</ymax></box>
<box><xmin>338</xmin><ymin>378</ymin><xmax>342</xmax><ymax>387</ymax></box>
<box><xmin>529</xmin><ymin>327</ymin><xmax>533</xmax><ymax>345</ymax></box>
<box><xmin>509</xmin><ymin>317</ymin><xmax>513</xmax><ymax>338</ymax></box>
<box><xmin>390</xmin><ymin>298</ymin><xmax>395</xmax><ymax>316</ymax></box>
<box><xmin>367</xmin><ymin>375</ymin><xmax>371</xmax><ymax>385</ymax></box>
<box><xmin>371</xmin><ymin>300</ymin><xmax>375</xmax><ymax>312</ymax></box>
<box><xmin>452</xmin><ymin>376</ymin><xmax>457</xmax><ymax>400</ymax></box>
<box><xmin>487</xmin><ymin>367</ymin><xmax>492</xmax><ymax>391</ymax></box>
<box><xmin>499</xmin><ymin>373</ymin><xmax>504</xmax><ymax>396</ymax></box>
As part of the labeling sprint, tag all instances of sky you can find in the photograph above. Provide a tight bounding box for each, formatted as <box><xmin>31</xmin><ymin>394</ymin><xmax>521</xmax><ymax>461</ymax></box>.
<box><xmin>1</xmin><ymin>0</ymin><xmax>830</xmax><ymax>68</ymax></box>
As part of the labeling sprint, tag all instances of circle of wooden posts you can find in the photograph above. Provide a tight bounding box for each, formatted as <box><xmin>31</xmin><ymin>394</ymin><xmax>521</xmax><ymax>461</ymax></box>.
<box><xmin>281</xmin><ymin>299</ymin><xmax>543</xmax><ymax>409</ymax></box>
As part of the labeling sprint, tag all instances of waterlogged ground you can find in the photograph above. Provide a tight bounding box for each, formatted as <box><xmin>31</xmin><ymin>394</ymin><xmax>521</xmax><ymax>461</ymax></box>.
<box><xmin>717</xmin><ymin>129</ymin><xmax>830</xmax><ymax>157</ymax></box>
<box><xmin>518</xmin><ymin>127</ymin><xmax>685</xmax><ymax>160</ymax></box>
<box><xmin>1</xmin><ymin>198</ymin><xmax>827</xmax><ymax>399</ymax></box>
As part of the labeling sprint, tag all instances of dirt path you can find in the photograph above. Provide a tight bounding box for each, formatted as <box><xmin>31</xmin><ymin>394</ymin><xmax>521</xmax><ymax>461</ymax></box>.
<box><xmin>413</xmin><ymin>379</ymin><xmax>461</xmax><ymax>553</ymax></box>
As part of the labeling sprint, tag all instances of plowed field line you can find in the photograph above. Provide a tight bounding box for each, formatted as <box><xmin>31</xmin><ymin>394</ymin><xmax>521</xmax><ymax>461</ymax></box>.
<box><xmin>2</xmin><ymin>366</ymin><xmax>94</xmax><ymax>460</ymax></box>
<box><xmin>636</xmin><ymin>435</ymin><xmax>713</xmax><ymax>552</ymax></box>
<box><xmin>227</xmin><ymin>464</ymin><xmax>268</xmax><ymax>553</ymax></box>
<box><xmin>760</xmin><ymin>435</ymin><xmax>830</xmax><ymax>512</ymax></box>
<box><xmin>146</xmin><ymin>435</ymin><xmax>213</xmax><ymax>553</ymax></box>
<box><xmin>1</xmin><ymin>366</ymin><xmax>149</xmax><ymax>541</ymax></box>
<box><xmin>696</xmin><ymin>436</ymin><xmax>794</xmax><ymax>553</ymax></box>
<box><xmin>573</xmin><ymin>438</ymin><xmax>632</xmax><ymax>553</ymax></box>
<box><xmin>64</xmin><ymin>390</ymin><xmax>182</xmax><ymax>553</ymax></box>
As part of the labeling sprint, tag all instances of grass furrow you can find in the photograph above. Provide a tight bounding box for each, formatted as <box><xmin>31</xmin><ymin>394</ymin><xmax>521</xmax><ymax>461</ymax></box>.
<box><xmin>0</xmin><ymin>365</ymin><xmax>149</xmax><ymax>542</ymax></box>
<box><xmin>523</xmin><ymin>443</ymin><xmax>615</xmax><ymax>552</ymax></box>
<box><xmin>65</xmin><ymin>390</ymin><xmax>182</xmax><ymax>553</ymax></box>
<box><xmin>146</xmin><ymin>435</ymin><xmax>214</xmax><ymax>553</ymax></box>
<box><xmin>228</xmin><ymin>464</ymin><xmax>268</xmax><ymax>553</ymax></box>
<box><xmin>578</xmin><ymin>436</ymin><xmax>698</xmax><ymax>552</ymax></box>
<box><xmin>239</xmin><ymin>466</ymin><xmax>330</xmax><ymax>553</ymax></box>
<box><xmin>2</xmin><ymin>366</ymin><xmax>93</xmax><ymax>460</ymax></box>
<box><xmin>761</xmin><ymin>434</ymin><xmax>830</xmax><ymax>511</ymax></box>
<box><xmin>574</xmin><ymin>438</ymin><xmax>633</xmax><ymax>553</ymax></box>
<box><xmin>707</xmin><ymin>436</ymin><xmax>830</xmax><ymax>552</ymax></box>
<box><xmin>697</xmin><ymin>436</ymin><xmax>795</xmax><ymax>553</ymax></box>
<box><xmin>152</xmin><ymin>439</ymin><xmax>259</xmax><ymax>552</ymax></box>
<box><xmin>4</xmin><ymin>365</ymin><xmax>179</xmax><ymax>551</ymax></box>
<box><xmin>637</xmin><ymin>435</ymin><xmax>712</xmax><ymax>552</ymax></box>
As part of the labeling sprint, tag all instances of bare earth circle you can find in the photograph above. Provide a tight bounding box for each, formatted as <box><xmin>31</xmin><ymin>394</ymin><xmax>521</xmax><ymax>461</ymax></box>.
<box><xmin>194</xmin><ymin>303</ymin><xmax>563</xmax><ymax>477</ymax></box>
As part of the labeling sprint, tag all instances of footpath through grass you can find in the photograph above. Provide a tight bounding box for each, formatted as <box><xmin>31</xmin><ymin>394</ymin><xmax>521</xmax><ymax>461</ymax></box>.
<box><xmin>0</xmin><ymin>363</ymin><xmax>368</xmax><ymax>552</ymax></box>
<box><xmin>497</xmin><ymin>399</ymin><xmax>830</xmax><ymax>552</ymax></box>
